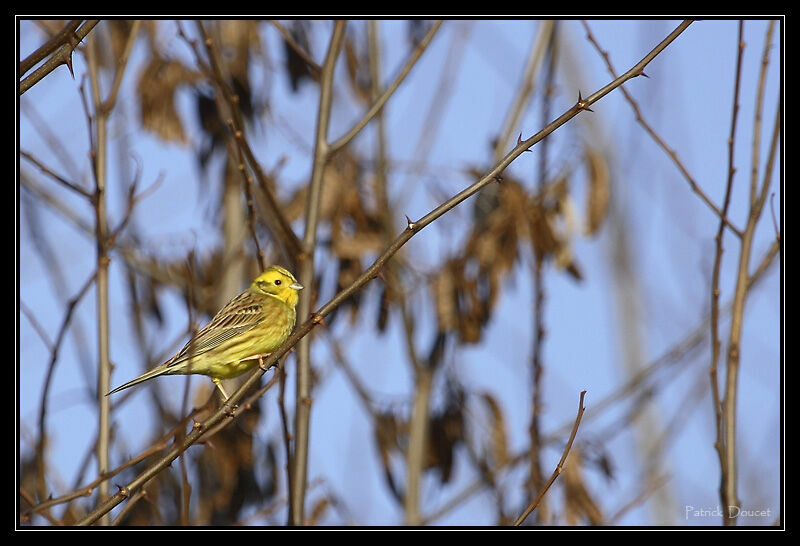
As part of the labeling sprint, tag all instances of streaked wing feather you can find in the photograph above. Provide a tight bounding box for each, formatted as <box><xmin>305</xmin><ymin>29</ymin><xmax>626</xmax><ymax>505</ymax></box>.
<box><xmin>168</xmin><ymin>291</ymin><xmax>264</xmax><ymax>367</ymax></box>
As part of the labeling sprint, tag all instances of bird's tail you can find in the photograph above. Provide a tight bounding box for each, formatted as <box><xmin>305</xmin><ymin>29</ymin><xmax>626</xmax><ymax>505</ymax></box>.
<box><xmin>107</xmin><ymin>364</ymin><xmax>172</xmax><ymax>396</ymax></box>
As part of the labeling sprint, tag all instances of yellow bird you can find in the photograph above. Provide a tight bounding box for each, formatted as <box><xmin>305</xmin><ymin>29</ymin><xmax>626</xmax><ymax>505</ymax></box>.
<box><xmin>108</xmin><ymin>266</ymin><xmax>303</xmax><ymax>400</ymax></box>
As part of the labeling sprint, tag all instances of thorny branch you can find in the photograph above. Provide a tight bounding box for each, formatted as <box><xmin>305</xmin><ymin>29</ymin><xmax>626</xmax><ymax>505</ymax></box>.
<box><xmin>20</xmin><ymin>20</ymin><xmax>100</xmax><ymax>95</ymax></box>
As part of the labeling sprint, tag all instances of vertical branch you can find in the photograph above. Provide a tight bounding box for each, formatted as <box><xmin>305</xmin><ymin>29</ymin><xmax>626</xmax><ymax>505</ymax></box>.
<box><xmin>85</xmin><ymin>33</ymin><xmax>111</xmax><ymax>527</ymax></box>
<box><xmin>722</xmin><ymin>98</ymin><xmax>780</xmax><ymax>525</ymax></box>
<box><xmin>405</xmin><ymin>367</ymin><xmax>433</xmax><ymax>525</ymax></box>
<box><xmin>710</xmin><ymin>22</ymin><xmax>744</xmax><ymax>526</ymax></box>
<box><xmin>85</xmin><ymin>20</ymin><xmax>141</xmax><ymax>526</ymax></box>
<box><xmin>526</xmin><ymin>22</ymin><xmax>558</xmax><ymax>524</ymax></box>
<box><xmin>749</xmin><ymin>21</ymin><xmax>776</xmax><ymax>206</ymax></box>
<box><xmin>291</xmin><ymin>20</ymin><xmax>346</xmax><ymax>526</ymax></box>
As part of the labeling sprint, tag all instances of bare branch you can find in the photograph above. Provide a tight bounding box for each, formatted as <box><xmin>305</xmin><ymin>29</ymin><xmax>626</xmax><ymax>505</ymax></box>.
<box><xmin>292</xmin><ymin>20</ymin><xmax>346</xmax><ymax>526</ymax></box>
<box><xmin>20</xmin><ymin>20</ymin><xmax>100</xmax><ymax>95</ymax></box>
<box><xmin>513</xmin><ymin>390</ymin><xmax>587</xmax><ymax>526</ymax></box>
<box><xmin>329</xmin><ymin>20</ymin><xmax>443</xmax><ymax>154</ymax></box>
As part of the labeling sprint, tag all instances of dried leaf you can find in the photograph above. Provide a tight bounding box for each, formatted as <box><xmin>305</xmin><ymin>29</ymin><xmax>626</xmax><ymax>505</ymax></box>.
<box><xmin>425</xmin><ymin>387</ymin><xmax>465</xmax><ymax>484</ymax></box>
<box><xmin>373</xmin><ymin>412</ymin><xmax>403</xmax><ymax>503</ymax></box>
<box><xmin>584</xmin><ymin>147</ymin><xmax>610</xmax><ymax>236</ymax></box>
<box><xmin>433</xmin><ymin>263</ymin><xmax>458</xmax><ymax>332</ymax></box>
<box><xmin>283</xmin><ymin>20</ymin><xmax>315</xmax><ymax>92</ymax></box>
<box><xmin>478</xmin><ymin>393</ymin><xmax>509</xmax><ymax>468</ymax></box>
<box><xmin>563</xmin><ymin>448</ymin><xmax>605</xmax><ymax>525</ymax></box>
<box><xmin>343</xmin><ymin>33</ymin><xmax>370</xmax><ymax>104</ymax></box>
<box><xmin>137</xmin><ymin>56</ymin><xmax>199</xmax><ymax>143</ymax></box>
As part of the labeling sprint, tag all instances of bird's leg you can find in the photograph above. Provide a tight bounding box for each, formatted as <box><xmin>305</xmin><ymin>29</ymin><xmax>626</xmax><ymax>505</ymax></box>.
<box><xmin>212</xmin><ymin>378</ymin><xmax>230</xmax><ymax>401</ymax></box>
<box><xmin>241</xmin><ymin>352</ymin><xmax>272</xmax><ymax>372</ymax></box>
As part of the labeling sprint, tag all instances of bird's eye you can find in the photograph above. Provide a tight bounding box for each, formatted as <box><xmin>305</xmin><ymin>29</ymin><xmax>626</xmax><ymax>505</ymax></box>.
<box><xmin>274</xmin><ymin>279</ymin><xmax>282</xmax><ymax>286</ymax></box>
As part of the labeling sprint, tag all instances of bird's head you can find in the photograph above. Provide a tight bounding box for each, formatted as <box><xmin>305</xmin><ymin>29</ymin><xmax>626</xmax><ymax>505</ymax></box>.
<box><xmin>250</xmin><ymin>265</ymin><xmax>303</xmax><ymax>308</ymax></box>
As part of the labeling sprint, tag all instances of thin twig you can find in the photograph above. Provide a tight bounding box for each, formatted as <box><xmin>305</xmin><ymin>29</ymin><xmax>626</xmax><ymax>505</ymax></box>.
<box><xmin>19</xmin><ymin>487</ymin><xmax>62</xmax><ymax>526</ymax></box>
<box><xmin>101</xmin><ymin>20</ymin><xmax>142</xmax><ymax>114</ymax></box>
<box><xmin>750</xmin><ymin>21</ymin><xmax>776</xmax><ymax>206</ymax></box>
<box><xmin>20</xmin><ymin>150</ymin><xmax>93</xmax><ymax>199</ymax></box>
<box><xmin>606</xmin><ymin>475</ymin><xmax>670</xmax><ymax>525</ymax></box>
<box><xmin>24</xmin><ymin>402</ymin><xmax>211</xmax><ymax>517</ymax></box>
<box><xmin>34</xmin><ymin>273</ymin><xmax>96</xmax><ymax>506</ymax></box>
<box><xmin>581</xmin><ymin>20</ymin><xmax>743</xmax><ymax>239</ymax></box>
<box><xmin>278</xmin><ymin>362</ymin><xmax>293</xmax><ymax>507</ymax></box>
<box><xmin>513</xmin><ymin>390</ymin><xmax>587</xmax><ymax>526</ymax></box>
<box><xmin>229</xmin><ymin>121</ymin><xmax>266</xmax><ymax>271</ymax></box>
<box><xmin>77</xmin><ymin>22</ymin><xmax>692</xmax><ymax>525</ymax></box>
<box><xmin>20</xmin><ymin>301</ymin><xmax>53</xmax><ymax>350</ymax></box>
<box><xmin>230</xmin><ymin>126</ymin><xmax>302</xmax><ymax>265</ymax></box>
<box><xmin>711</xmin><ymin>22</ymin><xmax>745</xmax><ymax>525</ymax></box>
<box><xmin>329</xmin><ymin>20</ymin><xmax>442</xmax><ymax>154</ymax></box>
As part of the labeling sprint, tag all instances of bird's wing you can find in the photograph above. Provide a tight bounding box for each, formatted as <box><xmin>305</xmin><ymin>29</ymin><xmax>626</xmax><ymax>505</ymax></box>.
<box><xmin>167</xmin><ymin>291</ymin><xmax>265</xmax><ymax>367</ymax></box>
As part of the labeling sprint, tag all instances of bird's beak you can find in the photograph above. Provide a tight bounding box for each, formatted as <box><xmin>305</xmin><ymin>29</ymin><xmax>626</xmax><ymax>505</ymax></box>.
<box><xmin>290</xmin><ymin>282</ymin><xmax>304</xmax><ymax>290</ymax></box>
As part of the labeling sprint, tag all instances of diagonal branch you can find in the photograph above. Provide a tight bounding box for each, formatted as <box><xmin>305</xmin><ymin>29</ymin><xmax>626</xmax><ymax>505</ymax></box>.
<box><xmin>20</xmin><ymin>20</ymin><xmax>100</xmax><ymax>95</ymax></box>
<box><xmin>329</xmin><ymin>20</ymin><xmax>442</xmax><ymax>154</ymax></box>
<box><xmin>19</xmin><ymin>20</ymin><xmax>83</xmax><ymax>76</ymax></box>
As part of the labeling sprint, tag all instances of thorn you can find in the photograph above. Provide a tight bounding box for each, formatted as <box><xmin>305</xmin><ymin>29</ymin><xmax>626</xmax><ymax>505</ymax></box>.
<box><xmin>405</xmin><ymin>215</ymin><xmax>417</xmax><ymax>231</ymax></box>
<box><xmin>576</xmin><ymin>90</ymin><xmax>594</xmax><ymax>112</ymax></box>
<box><xmin>636</xmin><ymin>69</ymin><xmax>650</xmax><ymax>78</ymax></box>
<box><xmin>64</xmin><ymin>51</ymin><xmax>75</xmax><ymax>79</ymax></box>
<box><xmin>376</xmin><ymin>270</ymin><xmax>386</xmax><ymax>283</ymax></box>
<box><xmin>516</xmin><ymin>133</ymin><xmax>523</xmax><ymax>146</ymax></box>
